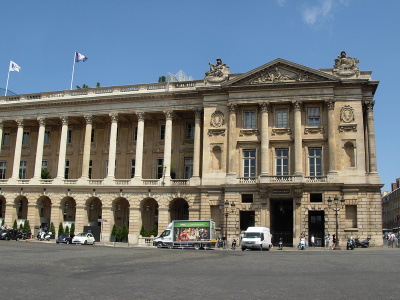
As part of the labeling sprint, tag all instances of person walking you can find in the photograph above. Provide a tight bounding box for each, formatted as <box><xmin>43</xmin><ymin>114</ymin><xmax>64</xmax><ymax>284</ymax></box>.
<box><xmin>325</xmin><ymin>234</ymin><xmax>330</xmax><ymax>249</ymax></box>
<box><xmin>311</xmin><ymin>234</ymin><xmax>315</xmax><ymax>248</ymax></box>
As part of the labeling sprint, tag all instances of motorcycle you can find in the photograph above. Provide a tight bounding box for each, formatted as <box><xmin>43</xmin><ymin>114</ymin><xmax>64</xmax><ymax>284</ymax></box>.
<box><xmin>217</xmin><ymin>237</ymin><xmax>223</xmax><ymax>248</ymax></box>
<box><xmin>298</xmin><ymin>238</ymin><xmax>306</xmax><ymax>250</ymax></box>
<box><xmin>355</xmin><ymin>237</ymin><xmax>370</xmax><ymax>248</ymax></box>
<box><xmin>346</xmin><ymin>237</ymin><xmax>356</xmax><ymax>250</ymax></box>
<box><xmin>231</xmin><ymin>239</ymin><xmax>237</xmax><ymax>250</ymax></box>
<box><xmin>38</xmin><ymin>231</ymin><xmax>52</xmax><ymax>241</ymax></box>
<box><xmin>278</xmin><ymin>237</ymin><xmax>283</xmax><ymax>250</ymax></box>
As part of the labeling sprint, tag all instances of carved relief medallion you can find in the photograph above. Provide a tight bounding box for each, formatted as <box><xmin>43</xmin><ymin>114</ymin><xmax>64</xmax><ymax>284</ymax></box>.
<box><xmin>340</xmin><ymin>105</ymin><xmax>355</xmax><ymax>123</ymax></box>
<box><xmin>210</xmin><ymin>111</ymin><xmax>224</xmax><ymax>128</ymax></box>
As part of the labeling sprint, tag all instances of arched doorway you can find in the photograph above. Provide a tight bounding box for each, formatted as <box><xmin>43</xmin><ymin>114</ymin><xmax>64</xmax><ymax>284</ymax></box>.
<box><xmin>37</xmin><ymin>196</ymin><xmax>51</xmax><ymax>231</ymax></box>
<box><xmin>141</xmin><ymin>198</ymin><xmax>158</xmax><ymax>234</ymax></box>
<box><xmin>85</xmin><ymin>197</ymin><xmax>102</xmax><ymax>242</ymax></box>
<box><xmin>0</xmin><ymin>196</ymin><xmax>5</xmax><ymax>220</ymax></box>
<box><xmin>113</xmin><ymin>197</ymin><xmax>129</xmax><ymax>228</ymax></box>
<box><xmin>15</xmin><ymin>196</ymin><xmax>28</xmax><ymax>226</ymax></box>
<box><xmin>62</xmin><ymin>197</ymin><xmax>76</xmax><ymax>231</ymax></box>
<box><xmin>170</xmin><ymin>198</ymin><xmax>189</xmax><ymax>221</ymax></box>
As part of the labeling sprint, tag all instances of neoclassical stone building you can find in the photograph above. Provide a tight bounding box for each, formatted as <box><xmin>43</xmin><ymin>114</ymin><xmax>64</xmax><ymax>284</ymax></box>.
<box><xmin>0</xmin><ymin>52</ymin><xmax>383</xmax><ymax>246</ymax></box>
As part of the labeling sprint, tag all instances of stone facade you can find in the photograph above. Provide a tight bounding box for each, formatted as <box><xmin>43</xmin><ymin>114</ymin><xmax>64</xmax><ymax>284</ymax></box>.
<box><xmin>382</xmin><ymin>179</ymin><xmax>400</xmax><ymax>232</ymax></box>
<box><xmin>0</xmin><ymin>53</ymin><xmax>383</xmax><ymax>246</ymax></box>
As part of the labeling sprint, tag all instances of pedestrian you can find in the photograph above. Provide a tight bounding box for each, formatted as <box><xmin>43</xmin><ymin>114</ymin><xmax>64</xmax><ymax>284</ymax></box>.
<box><xmin>332</xmin><ymin>234</ymin><xmax>337</xmax><ymax>249</ymax></box>
<box><xmin>270</xmin><ymin>234</ymin><xmax>273</xmax><ymax>248</ymax></box>
<box><xmin>325</xmin><ymin>234</ymin><xmax>330</xmax><ymax>249</ymax></box>
<box><xmin>311</xmin><ymin>234</ymin><xmax>315</xmax><ymax>248</ymax></box>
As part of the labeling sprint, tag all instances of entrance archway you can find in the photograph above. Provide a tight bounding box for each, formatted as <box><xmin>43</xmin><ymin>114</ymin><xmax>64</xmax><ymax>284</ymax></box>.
<box><xmin>170</xmin><ymin>198</ymin><xmax>189</xmax><ymax>221</ymax></box>
<box><xmin>141</xmin><ymin>198</ymin><xmax>158</xmax><ymax>233</ymax></box>
<box><xmin>62</xmin><ymin>197</ymin><xmax>76</xmax><ymax>231</ymax></box>
<box><xmin>113</xmin><ymin>198</ymin><xmax>129</xmax><ymax>228</ymax></box>
<box><xmin>37</xmin><ymin>196</ymin><xmax>51</xmax><ymax>230</ymax></box>
<box><xmin>270</xmin><ymin>199</ymin><xmax>293</xmax><ymax>246</ymax></box>
<box><xmin>15</xmin><ymin>196</ymin><xmax>28</xmax><ymax>223</ymax></box>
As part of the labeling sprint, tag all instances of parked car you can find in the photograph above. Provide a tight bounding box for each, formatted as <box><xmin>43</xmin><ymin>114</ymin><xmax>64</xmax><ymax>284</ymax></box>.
<box><xmin>72</xmin><ymin>232</ymin><xmax>95</xmax><ymax>245</ymax></box>
<box><xmin>0</xmin><ymin>229</ymin><xmax>19</xmax><ymax>240</ymax></box>
<box><xmin>56</xmin><ymin>233</ymin><xmax>75</xmax><ymax>244</ymax></box>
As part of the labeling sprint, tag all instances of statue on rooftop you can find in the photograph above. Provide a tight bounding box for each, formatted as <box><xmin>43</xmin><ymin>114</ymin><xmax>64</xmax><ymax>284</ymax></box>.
<box><xmin>333</xmin><ymin>51</ymin><xmax>360</xmax><ymax>77</ymax></box>
<box><xmin>204</xmin><ymin>58</ymin><xmax>230</xmax><ymax>85</ymax></box>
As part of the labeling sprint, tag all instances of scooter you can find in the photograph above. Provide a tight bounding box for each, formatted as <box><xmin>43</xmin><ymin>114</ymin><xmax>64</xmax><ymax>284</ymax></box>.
<box><xmin>231</xmin><ymin>239</ymin><xmax>237</xmax><ymax>250</ymax></box>
<box><xmin>38</xmin><ymin>231</ymin><xmax>52</xmax><ymax>241</ymax></box>
<box><xmin>355</xmin><ymin>237</ymin><xmax>370</xmax><ymax>248</ymax></box>
<box><xmin>298</xmin><ymin>238</ymin><xmax>306</xmax><ymax>250</ymax></box>
<box><xmin>217</xmin><ymin>237</ymin><xmax>223</xmax><ymax>248</ymax></box>
<box><xmin>278</xmin><ymin>237</ymin><xmax>283</xmax><ymax>250</ymax></box>
<box><xmin>346</xmin><ymin>237</ymin><xmax>356</xmax><ymax>250</ymax></box>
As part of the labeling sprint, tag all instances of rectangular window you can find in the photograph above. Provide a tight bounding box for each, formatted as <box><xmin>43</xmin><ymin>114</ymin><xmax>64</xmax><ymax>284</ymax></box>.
<box><xmin>22</xmin><ymin>131</ymin><xmax>29</xmax><ymax>145</ymax></box>
<box><xmin>91</xmin><ymin>128</ymin><xmax>95</xmax><ymax>143</ymax></box>
<box><xmin>310</xmin><ymin>193</ymin><xmax>322</xmax><ymax>203</ymax></box>
<box><xmin>89</xmin><ymin>159</ymin><xmax>92</xmax><ymax>179</ymax></box>
<box><xmin>67</xmin><ymin>129</ymin><xmax>72</xmax><ymax>144</ymax></box>
<box><xmin>345</xmin><ymin>205</ymin><xmax>357</xmax><ymax>228</ymax></box>
<box><xmin>0</xmin><ymin>161</ymin><xmax>6</xmax><ymax>179</ymax></box>
<box><xmin>243</xmin><ymin>110</ymin><xmax>256</xmax><ymax>129</ymax></box>
<box><xmin>105</xmin><ymin>159</ymin><xmax>116</xmax><ymax>177</ymax></box>
<box><xmin>44</xmin><ymin>130</ymin><xmax>50</xmax><ymax>145</ymax></box>
<box><xmin>308</xmin><ymin>148</ymin><xmax>322</xmax><ymax>176</ymax></box>
<box><xmin>186</xmin><ymin>122</ymin><xmax>194</xmax><ymax>139</ymax></box>
<box><xmin>19</xmin><ymin>161</ymin><xmax>27</xmax><ymax>179</ymax></box>
<box><xmin>157</xmin><ymin>158</ymin><xmax>164</xmax><ymax>179</ymax></box>
<box><xmin>64</xmin><ymin>160</ymin><xmax>70</xmax><ymax>179</ymax></box>
<box><xmin>243</xmin><ymin>149</ymin><xmax>256</xmax><ymax>178</ymax></box>
<box><xmin>308</xmin><ymin>107</ymin><xmax>320</xmax><ymax>127</ymax></box>
<box><xmin>241</xmin><ymin>194</ymin><xmax>253</xmax><ymax>203</ymax></box>
<box><xmin>131</xmin><ymin>158</ymin><xmax>135</xmax><ymax>178</ymax></box>
<box><xmin>184</xmin><ymin>157</ymin><xmax>193</xmax><ymax>179</ymax></box>
<box><xmin>160</xmin><ymin>124</ymin><xmax>165</xmax><ymax>140</ymax></box>
<box><xmin>2</xmin><ymin>132</ymin><xmax>10</xmax><ymax>146</ymax></box>
<box><xmin>133</xmin><ymin>126</ymin><xmax>138</xmax><ymax>141</ymax></box>
<box><xmin>275</xmin><ymin>149</ymin><xmax>289</xmax><ymax>176</ymax></box>
<box><xmin>41</xmin><ymin>160</ymin><xmax>48</xmax><ymax>170</ymax></box>
<box><xmin>275</xmin><ymin>108</ymin><xmax>288</xmax><ymax>128</ymax></box>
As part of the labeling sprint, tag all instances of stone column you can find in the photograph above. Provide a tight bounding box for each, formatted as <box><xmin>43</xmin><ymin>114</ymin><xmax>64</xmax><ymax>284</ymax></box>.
<box><xmin>227</xmin><ymin>103</ymin><xmax>238</xmax><ymax>181</ymax></box>
<box><xmin>0</xmin><ymin>121</ymin><xmax>3</xmax><ymax>156</ymax></box>
<box><xmin>133</xmin><ymin>112</ymin><xmax>145</xmax><ymax>183</ymax></box>
<box><xmin>365</xmin><ymin>101</ymin><xmax>378</xmax><ymax>173</ymax></box>
<box><xmin>158</xmin><ymin>207</ymin><xmax>169</xmax><ymax>236</ymax></box>
<box><xmin>293</xmin><ymin>101</ymin><xmax>303</xmax><ymax>176</ymax></box>
<box><xmin>191</xmin><ymin>109</ymin><xmax>202</xmax><ymax>184</ymax></box>
<box><xmin>259</xmin><ymin>102</ymin><xmax>270</xmax><ymax>179</ymax></box>
<box><xmin>50</xmin><ymin>205</ymin><xmax>61</xmax><ymax>238</ymax></box>
<box><xmin>106</xmin><ymin>113</ymin><xmax>118</xmax><ymax>181</ymax></box>
<box><xmin>80</xmin><ymin>115</ymin><xmax>93</xmax><ymax>181</ymax></box>
<box><xmin>55</xmin><ymin>116</ymin><xmax>69</xmax><ymax>181</ymax></box>
<box><xmin>11</xmin><ymin>119</ymin><xmax>24</xmax><ymax>181</ymax></box>
<box><xmin>163</xmin><ymin>110</ymin><xmax>173</xmax><ymax>183</ymax></box>
<box><xmin>74</xmin><ymin>205</ymin><xmax>86</xmax><ymax>234</ymax></box>
<box><xmin>326</xmin><ymin>100</ymin><xmax>337</xmax><ymax>174</ymax></box>
<box><xmin>32</xmin><ymin>117</ymin><xmax>46</xmax><ymax>182</ymax></box>
<box><xmin>129</xmin><ymin>206</ymin><xmax>140</xmax><ymax>244</ymax></box>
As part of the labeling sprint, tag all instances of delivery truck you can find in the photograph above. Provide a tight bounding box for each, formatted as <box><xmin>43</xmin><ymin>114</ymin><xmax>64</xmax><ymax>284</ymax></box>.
<box><xmin>153</xmin><ymin>220</ymin><xmax>217</xmax><ymax>250</ymax></box>
<box><xmin>241</xmin><ymin>227</ymin><xmax>272</xmax><ymax>251</ymax></box>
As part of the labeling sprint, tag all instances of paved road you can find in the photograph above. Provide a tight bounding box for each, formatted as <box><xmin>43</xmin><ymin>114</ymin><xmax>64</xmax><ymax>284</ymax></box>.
<box><xmin>0</xmin><ymin>240</ymin><xmax>398</xmax><ymax>299</ymax></box>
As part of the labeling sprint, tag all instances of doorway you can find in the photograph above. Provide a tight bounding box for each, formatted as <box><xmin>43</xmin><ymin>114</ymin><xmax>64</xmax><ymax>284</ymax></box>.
<box><xmin>270</xmin><ymin>199</ymin><xmax>293</xmax><ymax>246</ymax></box>
<box><xmin>240</xmin><ymin>211</ymin><xmax>255</xmax><ymax>231</ymax></box>
<box><xmin>308</xmin><ymin>211</ymin><xmax>325</xmax><ymax>247</ymax></box>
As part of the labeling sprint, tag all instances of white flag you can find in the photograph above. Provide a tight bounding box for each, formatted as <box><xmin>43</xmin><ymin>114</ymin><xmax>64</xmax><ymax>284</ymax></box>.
<box><xmin>9</xmin><ymin>61</ymin><xmax>21</xmax><ymax>72</ymax></box>
<box><xmin>75</xmin><ymin>51</ymin><xmax>88</xmax><ymax>62</ymax></box>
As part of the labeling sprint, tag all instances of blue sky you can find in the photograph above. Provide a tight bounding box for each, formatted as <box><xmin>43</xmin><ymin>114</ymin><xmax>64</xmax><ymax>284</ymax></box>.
<box><xmin>1</xmin><ymin>0</ymin><xmax>399</xmax><ymax>191</ymax></box>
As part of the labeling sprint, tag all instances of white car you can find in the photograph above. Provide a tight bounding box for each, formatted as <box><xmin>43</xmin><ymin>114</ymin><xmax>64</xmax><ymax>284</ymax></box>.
<box><xmin>72</xmin><ymin>232</ymin><xmax>96</xmax><ymax>245</ymax></box>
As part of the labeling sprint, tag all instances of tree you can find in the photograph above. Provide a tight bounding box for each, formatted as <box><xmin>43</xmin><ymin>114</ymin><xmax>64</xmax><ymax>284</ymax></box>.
<box><xmin>13</xmin><ymin>220</ymin><xmax>18</xmax><ymax>230</ymax></box>
<box><xmin>65</xmin><ymin>225</ymin><xmax>70</xmax><ymax>233</ymax></box>
<box><xmin>19</xmin><ymin>223</ymin><xmax>23</xmax><ymax>230</ymax></box>
<box><xmin>49</xmin><ymin>222</ymin><xmax>55</xmax><ymax>236</ymax></box>
<box><xmin>41</xmin><ymin>169</ymin><xmax>51</xmax><ymax>179</ymax></box>
<box><xmin>158</xmin><ymin>76</ymin><xmax>166</xmax><ymax>83</ymax></box>
<box><xmin>70</xmin><ymin>223</ymin><xmax>75</xmax><ymax>235</ymax></box>
<box><xmin>23</xmin><ymin>220</ymin><xmax>31</xmax><ymax>233</ymax></box>
<box><xmin>96</xmin><ymin>82</ymin><xmax>101</xmax><ymax>88</ymax></box>
<box><xmin>58</xmin><ymin>222</ymin><xmax>64</xmax><ymax>236</ymax></box>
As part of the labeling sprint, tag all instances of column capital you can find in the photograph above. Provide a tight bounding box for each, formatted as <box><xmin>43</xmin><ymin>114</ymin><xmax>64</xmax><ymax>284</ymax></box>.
<box><xmin>37</xmin><ymin>117</ymin><xmax>46</xmax><ymax>127</ymax></box>
<box><xmin>60</xmin><ymin>116</ymin><xmax>69</xmax><ymax>125</ymax></box>
<box><xmin>193</xmin><ymin>108</ymin><xmax>203</xmax><ymax>119</ymax></box>
<box><xmin>325</xmin><ymin>99</ymin><xmax>335</xmax><ymax>110</ymax></box>
<box><xmin>292</xmin><ymin>100</ymin><xmax>302</xmax><ymax>111</ymax></box>
<box><xmin>363</xmin><ymin>100</ymin><xmax>375</xmax><ymax>111</ymax></box>
<box><xmin>84</xmin><ymin>115</ymin><xmax>93</xmax><ymax>124</ymax></box>
<box><xmin>259</xmin><ymin>101</ymin><xmax>270</xmax><ymax>112</ymax></box>
<box><xmin>136</xmin><ymin>112</ymin><xmax>145</xmax><ymax>121</ymax></box>
<box><xmin>163</xmin><ymin>110</ymin><xmax>174</xmax><ymax>120</ymax></box>
<box><xmin>15</xmin><ymin>119</ymin><xmax>24</xmax><ymax>127</ymax></box>
<box><xmin>109</xmin><ymin>113</ymin><xmax>119</xmax><ymax>122</ymax></box>
<box><xmin>227</xmin><ymin>103</ymin><xmax>238</xmax><ymax>113</ymax></box>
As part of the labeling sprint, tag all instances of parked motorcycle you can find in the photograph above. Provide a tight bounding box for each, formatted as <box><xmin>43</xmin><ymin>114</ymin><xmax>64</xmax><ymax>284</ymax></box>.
<box><xmin>355</xmin><ymin>237</ymin><xmax>370</xmax><ymax>248</ymax></box>
<box><xmin>38</xmin><ymin>231</ymin><xmax>52</xmax><ymax>241</ymax></box>
<box><xmin>231</xmin><ymin>239</ymin><xmax>237</xmax><ymax>250</ymax></box>
<box><xmin>278</xmin><ymin>237</ymin><xmax>283</xmax><ymax>250</ymax></box>
<box><xmin>217</xmin><ymin>237</ymin><xmax>223</xmax><ymax>248</ymax></box>
<box><xmin>346</xmin><ymin>237</ymin><xmax>356</xmax><ymax>250</ymax></box>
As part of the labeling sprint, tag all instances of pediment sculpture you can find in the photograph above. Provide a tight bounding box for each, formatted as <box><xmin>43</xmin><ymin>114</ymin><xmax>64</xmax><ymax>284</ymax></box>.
<box><xmin>333</xmin><ymin>51</ymin><xmax>360</xmax><ymax>77</ymax></box>
<box><xmin>250</xmin><ymin>67</ymin><xmax>309</xmax><ymax>84</ymax></box>
<box><xmin>204</xmin><ymin>58</ymin><xmax>230</xmax><ymax>85</ymax></box>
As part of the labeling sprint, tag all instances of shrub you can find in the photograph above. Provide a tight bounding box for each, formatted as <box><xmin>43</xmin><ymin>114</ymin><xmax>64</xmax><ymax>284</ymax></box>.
<box><xmin>13</xmin><ymin>220</ymin><xmax>18</xmax><ymax>230</ymax></box>
<box><xmin>152</xmin><ymin>224</ymin><xmax>158</xmax><ymax>237</ymax></box>
<box><xmin>111</xmin><ymin>224</ymin><xmax>117</xmax><ymax>237</ymax></box>
<box><xmin>140</xmin><ymin>225</ymin><xmax>145</xmax><ymax>237</ymax></box>
<box><xmin>116</xmin><ymin>227</ymin><xmax>123</xmax><ymax>241</ymax></box>
<box><xmin>58</xmin><ymin>222</ymin><xmax>64</xmax><ymax>235</ymax></box>
<box><xmin>19</xmin><ymin>223</ymin><xmax>23</xmax><ymax>230</ymax></box>
<box><xmin>70</xmin><ymin>223</ymin><xmax>75</xmax><ymax>235</ymax></box>
<box><xmin>49</xmin><ymin>222</ymin><xmax>55</xmax><ymax>235</ymax></box>
<box><xmin>65</xmin><ymin>225</ymin><xmax>70</xmax><ymax>233</ymax></box>
<box><xmin>23</xmin><ymin>220</ymin><xmax>31</xmax><ymax>233</ymax></box>
<box><xmin>122</xmin><ymin>224</ymin><xmax>128</xmax><ymax>240</ymax></box>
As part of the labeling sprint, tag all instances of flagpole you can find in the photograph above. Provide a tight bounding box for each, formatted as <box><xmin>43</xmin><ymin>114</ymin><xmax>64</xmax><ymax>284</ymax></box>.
<box><xmin>5</xmin><ymin>62</ymin><xmax>11</xmax><ymax>96</ymax></box>
<box><xmin>70</xmin><ymin>51</ymin><xmax>76</xmax><ymax>90</ymax></box>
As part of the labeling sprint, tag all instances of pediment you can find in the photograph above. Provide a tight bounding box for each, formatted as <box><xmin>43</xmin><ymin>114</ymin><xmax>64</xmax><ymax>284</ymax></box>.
<box><xmin>223</xmin><ymin>58</ymin><xmax>339</xmax><ymax>87</ymax></box>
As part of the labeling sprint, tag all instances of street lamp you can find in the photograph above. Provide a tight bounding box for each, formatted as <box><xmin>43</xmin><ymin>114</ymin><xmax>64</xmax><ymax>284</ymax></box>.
<box><xmin>328</xmin><ymin>195</ymin><xmax>345</xmax><ymax>250</ymax></box>
<box><xmin>220</xmin><ymin>199</ymin><xmax>236</xmax><ymax>249</ymax></box>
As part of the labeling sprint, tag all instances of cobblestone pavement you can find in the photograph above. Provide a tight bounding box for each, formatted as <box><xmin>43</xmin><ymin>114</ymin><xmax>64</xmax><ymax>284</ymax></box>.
<box><xmin>0</xmin><ymin>240</ymin><xmax>398</xmax><ymax>299</ymax></box>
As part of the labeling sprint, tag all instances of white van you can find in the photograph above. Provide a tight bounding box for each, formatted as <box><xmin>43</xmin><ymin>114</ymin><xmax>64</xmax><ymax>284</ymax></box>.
<box><xmin>241</xmin><ymin>227</ymin><xmax>272</xmax><ymax>251</ymax></box>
